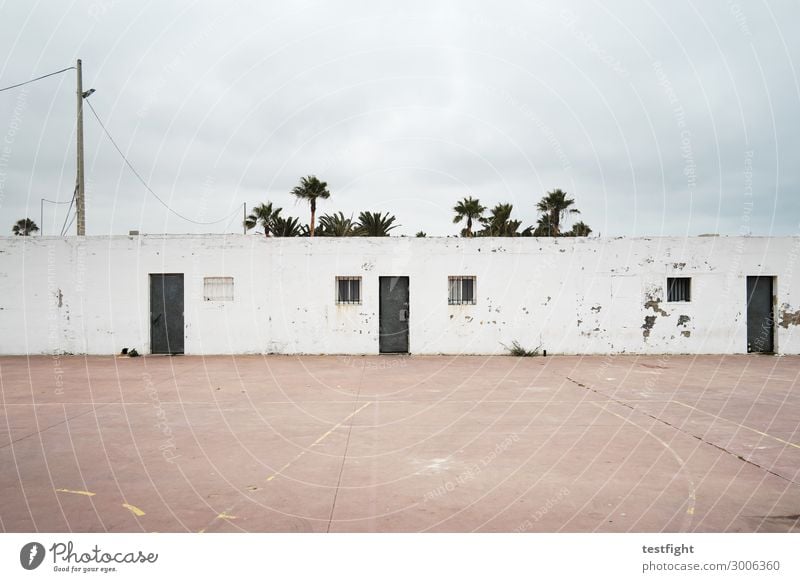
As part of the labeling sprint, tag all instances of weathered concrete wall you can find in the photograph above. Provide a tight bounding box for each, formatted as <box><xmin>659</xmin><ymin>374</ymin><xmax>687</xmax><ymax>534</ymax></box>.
<box><xmin>1</xmin><ymin>235</ymin><xmax>798</xmax><ymax>355</ymax></box>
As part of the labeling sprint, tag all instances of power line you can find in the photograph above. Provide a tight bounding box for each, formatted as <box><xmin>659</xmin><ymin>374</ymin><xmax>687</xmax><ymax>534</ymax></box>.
<box><xmin>0</xmin><ymin>66</ymin><xmax>75</xmax><ymax>93</ymax></box>
<box><xmin>40</xmin><ymin>197</ymin><xmax>74</xmax><ymax>236</ymax></box>
<box><xmin>60</xmin><ymin>186</ymin><xmax>77</xmax><ymax>236</ymax></box>
<box><xmin>63</xmin><ymin>207</ymin><xmax>77</xmax><ymax>234</ymax></box>
<box><xmin>85</xmin><ymin>99</ymin><xmax>241</xmax><ymax>226</ymax></box>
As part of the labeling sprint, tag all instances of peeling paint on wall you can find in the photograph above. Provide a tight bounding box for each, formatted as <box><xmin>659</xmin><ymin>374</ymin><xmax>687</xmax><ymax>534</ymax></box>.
<box><xmin>642</xmin><ymin>315</ymin><xmax>657</xmax><ymax>338</ymax></box>
<box><xmin>2</xmin><ymin>235</ymin><xmax>800</xmax><ymax>355</ymax></box>
<box><xmin>644</xmin><ymin>297</ymin><xmax>668</xmax><ymax>316</ymax></box>
<box><xmin>778</xmin><ymin>304</ymin><xmax>800</xmax><ymax>328</ymax></box>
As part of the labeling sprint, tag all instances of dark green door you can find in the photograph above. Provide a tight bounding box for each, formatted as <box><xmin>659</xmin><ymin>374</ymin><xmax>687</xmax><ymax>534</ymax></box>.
<box><xmin>379</xmin><ymin>276</ymin><xmax>409</xmax><ymax>353</ymax></box>
<box><xmin>746</xmin><ymin>276</ymin><xmax>773</xmax><ymax>353</ymax></box>
<box><xmin>150</xmin><ymin>273</ymin><xmax>184</xmax><ymax>354</ymax></box>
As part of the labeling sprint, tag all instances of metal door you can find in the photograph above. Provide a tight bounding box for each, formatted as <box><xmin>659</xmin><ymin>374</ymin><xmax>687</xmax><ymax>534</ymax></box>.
<box><xmin>150</xmin><ymin>274</ymin><xmax>185</xmax><ymax>354</ymax></box>
<box><xmin>379</xmin><ymin>276</ymin><xmax>409</xmax><ymax>353</ymax></box>
<box><xmin>746</xmin><ymin>276</ymin><xmax>773</xmax><ymax>353</ymax></box>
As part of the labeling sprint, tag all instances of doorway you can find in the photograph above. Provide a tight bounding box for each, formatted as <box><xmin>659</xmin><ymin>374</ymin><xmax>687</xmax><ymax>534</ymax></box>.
<box><xmin>379</xmin><ymin>276</ymin><xmax>409</xmax><ymax>353</ymax></box>
<box><xmin>150</xmin><ymin>273</ymin><xmax>185</xmax><ymax>354</ymax></box>
<box><xmin>746</xmin><ymin>276</ymin><xmax>774</xmax><ymax>353</ymax></box>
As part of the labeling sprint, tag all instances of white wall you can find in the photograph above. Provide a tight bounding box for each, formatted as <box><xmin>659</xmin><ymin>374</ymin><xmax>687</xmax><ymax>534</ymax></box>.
<box><xmin>1</xmin><ymin>235</ymin><xmax>798</xmax><ymax>355</ymax></box>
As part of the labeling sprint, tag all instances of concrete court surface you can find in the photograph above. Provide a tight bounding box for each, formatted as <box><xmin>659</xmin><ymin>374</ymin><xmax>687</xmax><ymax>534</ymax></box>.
<box><xmin>0</xmin><ymin>354</ymin><xmax>798</xmax><ymax>533</ymax></box>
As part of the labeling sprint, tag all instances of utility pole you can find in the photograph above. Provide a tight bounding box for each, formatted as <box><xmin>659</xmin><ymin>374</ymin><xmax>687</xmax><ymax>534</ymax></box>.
<box><xmin>76</xmin><ymin>59</ymin><xmax>86</xmax><ymax>236</ymax></box>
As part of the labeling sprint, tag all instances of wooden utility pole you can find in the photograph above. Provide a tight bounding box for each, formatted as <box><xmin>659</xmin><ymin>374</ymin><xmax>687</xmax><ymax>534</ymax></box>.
<box><xmin>76</xmin><ymin>59</ymin><xmax>86</xmax><ymax>236</ymax></box>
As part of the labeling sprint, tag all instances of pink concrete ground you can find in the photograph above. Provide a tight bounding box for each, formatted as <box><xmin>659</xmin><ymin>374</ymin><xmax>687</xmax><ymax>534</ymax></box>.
<box><xmin>0</xmin><ymin>354</ymin><xmax>798</xmax><ymax>533</ymax></box>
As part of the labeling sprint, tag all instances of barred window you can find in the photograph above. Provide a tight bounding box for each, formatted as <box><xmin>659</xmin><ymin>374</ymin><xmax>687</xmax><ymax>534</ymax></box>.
<box><xmin>336</xmin><ymin>276</ymin><xmax>362</xmax><ymax>304</ymax></box>
<box><xmin>203</xmin><ymin>276</ymin><xmax>234</xmax><ymax>301</ymax></box>
<box><xmin>667</xmin><ymin>277</ymin><xmax>691</xmax><ymax>302</ymax></box>
<box><xmin>448</xmin><ymin>276</ymin><xmax>476</xmax><ymax>305</ymax></box>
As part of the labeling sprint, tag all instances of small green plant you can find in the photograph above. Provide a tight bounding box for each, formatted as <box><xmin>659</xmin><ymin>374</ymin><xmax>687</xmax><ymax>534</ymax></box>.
<box><xmin>502</xmin><ymin>340</ymin><xmax>540</xmax><ymax>357</ymax></box>
<box><xmin>128</xmin><ymin>348</ymin><xmax>140</xmax><ymax>357</ymax></box>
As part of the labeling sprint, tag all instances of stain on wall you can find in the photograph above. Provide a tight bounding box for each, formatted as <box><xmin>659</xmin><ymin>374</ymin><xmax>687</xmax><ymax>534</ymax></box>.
<box><xmin>644</xmin><ymin>297</ymin><xmax>668</xmax><ymax>317</ymax></box>
<box><xmin>642</xmin><ymin>315</ymin><xmax>657</xmax><ymax>338</ymax></box>
<box><xmin>778</xmin><ymin>304</ymin><xmax>800</xmax><ymax>328</ymax></box>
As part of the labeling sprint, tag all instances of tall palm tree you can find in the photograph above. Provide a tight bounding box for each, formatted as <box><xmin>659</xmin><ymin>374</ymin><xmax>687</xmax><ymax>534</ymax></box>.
<box><xmin>355</xmin><ymin>211</ymin><xmax>399</xmax><ymax>236</ymax></box>
<box><xmin>317</xmin><ymin>212</ymin><xmax>355</xmax><ymax>236</ymax></box>
<box><xmin>12</xmin><ymin>218</ymin><xmax>39</xmax><ymax>236</ymax></box>
<box><xmin>290</xmin><ymin>175</ymin><xmax>330</xmax><ymax>237</ymax></box>
<box><xmin>244</xmin><ymin>202</ymin><xmax>281</xmax><ymax>237</ymax></box>
<box><xmin>535</xmin><ymin>189</ymin><xmax>579</xmax><ymax>237</ymax></box>
<box><xmin>479</xmin><ymin>203</ymin><xmax>521</xmax><ymax>237</ymax></box>
<box><xmin>452</xmin><ymin>196</ymin><xmax>485</xmax><ymax>237</ymax></box>
<box><xmin>271</xmin><ymin>215</ymin><xmax>304</xmax><ymax>237</ymax></box>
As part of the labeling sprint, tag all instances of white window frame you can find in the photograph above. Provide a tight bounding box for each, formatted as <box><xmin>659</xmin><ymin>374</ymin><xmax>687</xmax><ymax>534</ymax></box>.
<box><xmin>336</xmin><ymin>276</ymin><xmax>362</xmax><ymax>305</ymax></box>
<box><xmin>203</xmin><ymin>276</ymin><xmax>234</xmax><ymax>301</ymax></box>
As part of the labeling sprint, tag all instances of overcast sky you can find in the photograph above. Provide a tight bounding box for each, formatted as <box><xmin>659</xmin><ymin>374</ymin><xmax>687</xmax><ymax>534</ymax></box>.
<box><xmin>1</xmin><ymin>0</ymin><xmax>798</xmax><ymax>237</ymax></box>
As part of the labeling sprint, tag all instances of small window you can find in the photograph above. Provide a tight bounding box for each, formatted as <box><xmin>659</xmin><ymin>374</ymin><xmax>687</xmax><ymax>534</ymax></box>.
<box><xmin>336</xmin><ymin>276</ymin><xmax>361</xmax><ymax>304</ymax></box>
<box><xmin>667</xmin><ymin>277</ymin><xmax>691</xmax><ymax>302</ymax></box>
<box><xmin>448</xmin><ymin>276</ymin><xmax>476</xmax><ymax>305</ymax></box>
<box><xmin>204</xmin><ymin>276</ymin><xmax>234</xmax><ymax>301</ymax></box>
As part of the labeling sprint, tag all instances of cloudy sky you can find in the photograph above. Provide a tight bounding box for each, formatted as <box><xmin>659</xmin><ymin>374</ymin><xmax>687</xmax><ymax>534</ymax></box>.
<box><xmin>0</xmin><ymin>0</ymin><xmax>798</xmax><ymax>237</ymax></box>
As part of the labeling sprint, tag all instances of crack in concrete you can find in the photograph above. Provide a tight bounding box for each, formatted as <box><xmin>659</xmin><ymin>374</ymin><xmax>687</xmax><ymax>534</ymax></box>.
<box><xmin>0</xmin><ymin>402</ymin><xmax>116</xmax><ymax>450</ymax></box>
<box><xmin>326</xmin><ymin>359</ymin><xmax>368</xmax><ymax>533</ymax></box>
<box><xmin>564</xmin><ymin>377</ymin><xmax>799</xmax><ymax>486</ymax></box>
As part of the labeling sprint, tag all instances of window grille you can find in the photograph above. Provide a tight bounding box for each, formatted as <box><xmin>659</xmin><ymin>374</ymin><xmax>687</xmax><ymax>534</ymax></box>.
<box><xmin>448</xmin><ymin>276</ymin><xmax>476</xmax><ymax>305</ymax></box>
<box><xmin>667</xmin><ymin>277</ymin><xmax>691</xmax><ymax>302</ymax></box>
<box><xmin>336</xmin><ymin>276</ymin><xmax>362</xmax><ymax>304</ymax></box>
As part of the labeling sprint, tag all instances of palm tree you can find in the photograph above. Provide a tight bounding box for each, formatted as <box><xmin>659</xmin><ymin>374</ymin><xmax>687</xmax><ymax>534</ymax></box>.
<box><xmin>271</xmin><ymin>215</ymin><xmax>304</xmax><ymax>237</ymax></box>
<box><xmin>244</xmin><ymin>202</ymin><xmax>281</xmax><ymax>237</ymax></box>
<box><xmin>535</xmin><ymin>189</ymin><xmax>579</xmax><ymax>236</ymax></box>
<box><xmin>355</xmin><ymin>211</ymin><xmax>399</xmax><ymax>236</ymax></box>
<box><xmin>568</xmin><ymin>221</ymin><xmax>592</xmax><ymax>237</ymax></box>
<box><xmin>290</xmin><ymin>175</ymin><xmax>330</xmax><ymax>237</ymax></box>
<box><xmin>452</xmin><ymin>196</ymin><xmax>485</xmax><ymax>237</ymax></box>
<box><xmin>479</xmin><ymin>203</ymin><xmax>522</xmax><ymax>237</ymax></box>
<box><xmin>533</xmin><ymin>213</ymin><xmax>556</xmax><ymax>237</ymax></box>
<box><xmin>12</xmin><ymin>218</ymin><xmax>39</xmax><ymax>236</ymax></box>
<box><xmin>317</xmin><ymin>212</ymin><xmax>355</xmax><ymax>236</ymax></box>
<box><xmin>415</xmin><ymin>231</ymin><xmax>427</xmax><ymax>237</ymax></box>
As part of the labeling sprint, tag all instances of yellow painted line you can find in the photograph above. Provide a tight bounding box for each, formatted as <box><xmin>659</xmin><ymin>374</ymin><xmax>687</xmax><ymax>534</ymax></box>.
<box><xmin>122</xmin><ymin>503</ymin><xmax>145</xmax><ymax>517</ymax></box>
<box><xmin>311</xmin><ymin>401</ymin><xmax>372</xmax><ymax>446</ymax></box>
<box><xmin>265</xmin><ymin>401</ymin><xmax>372</xmax><ymax>482</ymax></box>
<box><xmin>55</xmin><ymin>489</ymin><xmax>95</xmax><ymax>497</ymax></box>
<box><xmin>196</xmin><ymin>401</ymin><xmax>373</xmax><ymax>534</ymax></box>
<box><xmin>672</xmin><ymin>400</ymin><xmax>800</xmax><ymax>450</ymax></box>
<box><xmin>198</xmin><ymin>512</ymin><xmax>237</xmax><ymax>532</ymax></box>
